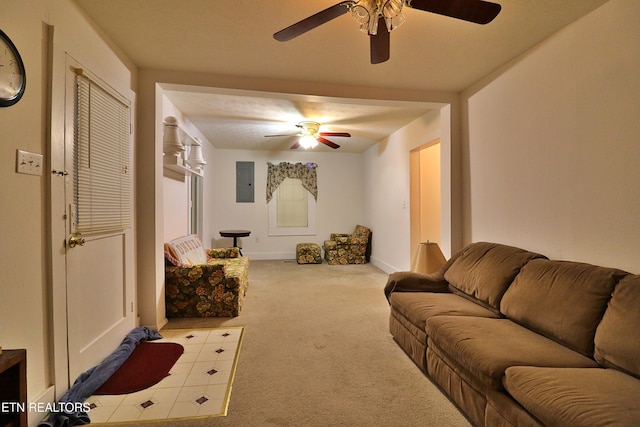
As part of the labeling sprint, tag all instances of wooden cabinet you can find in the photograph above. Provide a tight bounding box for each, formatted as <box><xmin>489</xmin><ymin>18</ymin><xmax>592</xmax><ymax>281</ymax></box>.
<box><xmin>0</xmin><ymin>350</ymin><xmax>27</xmax><ymax>427</ymax></box>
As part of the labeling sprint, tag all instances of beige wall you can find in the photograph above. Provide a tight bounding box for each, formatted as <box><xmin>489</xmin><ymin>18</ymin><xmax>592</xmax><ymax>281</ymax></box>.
<box><xmin>0</xmin><ymin>0</ymin><xmax>137</xmax><ymax>419</ymax></box>
<box><xmin>461</xmin><ymin>0</ymin><xmax>640</xmax><ymax>273</ymax></box>
<box><xmin>0</xmin><ymin>0</ymin><xmax>49</xmax><ymax>408</ymax></box>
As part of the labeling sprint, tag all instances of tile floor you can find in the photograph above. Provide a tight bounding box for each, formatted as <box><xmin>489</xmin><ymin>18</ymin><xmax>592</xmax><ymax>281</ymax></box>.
<box><xmin>86</xmin><ymin>327</ymin><xmax>244</xmax><ymax>424</ymax></box>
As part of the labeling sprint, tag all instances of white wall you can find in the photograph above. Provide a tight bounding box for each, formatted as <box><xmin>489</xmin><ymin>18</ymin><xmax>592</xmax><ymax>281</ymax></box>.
<box><xmin>461</xmin><ymin>0</ymin><xmax>640</xmax><ymax>273</ymax></box>
<box><xmin>160</xmin><ymin>95</ymin><xmax>205</xmax><ymax>240</ymax></box>
<box><xmin>163</xmin><ymin>177</ymin><xmax>190</xmax><ymax>239</ymax></box>
<box><xmin>158</xmin><ymin>89</ymin><xmax>365</xmax><ymax>257</ymax></box>
<box><xmin>203</xmin><ymin>149</ymin><xmax>364</xmax><ymax>258</ymax></box>
<box><xmin>363</xmin><ymin>110</ymin><xmax>445</xmax><ymax>272</ymax></box>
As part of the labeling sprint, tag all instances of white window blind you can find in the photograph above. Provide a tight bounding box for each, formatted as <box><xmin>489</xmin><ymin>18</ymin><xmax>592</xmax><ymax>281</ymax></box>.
<box><xmin>74</xmin><ymin>72</ymin><xmax>131</xmax><ymax>233</ymax></box>
<box><xmin>277</xmin><ymin>177</ymin><xmax>308</xmax><ymax>227</ymax></box>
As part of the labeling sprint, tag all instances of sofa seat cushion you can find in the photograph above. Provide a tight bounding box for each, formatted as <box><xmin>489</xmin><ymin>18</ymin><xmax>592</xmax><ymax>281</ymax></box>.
<box><xmin>501</xmin><ymin>259</ymin><xmax>628</xmax><ymax>357</ymax></box>
<box><xmin>503</xmin><ymin>366</ymin><xmax>640</xmax><ymax>426</ymax></box>
<box><xmin>426</xmin><ymin>316</ymin><xmax>599</xmax><ymax>390</ymax></box>
<box><xmin>207</xmin><ymin>256</ymin><xmax>246</xmax><ymax>272</ymax></box>
<box><xmin>389</xmin><ymin>292</ymin><xmax>501</xmax><ymax>332</ymax></box>
<box><xmin>443</xmin><ymin>242</ymin><xmax>546</xmax><ymax>314</ymax></box>
<box><xmin>595</xmin><ymin>274</ymin><xmax>640</xmax><ymax>377</ymax></box>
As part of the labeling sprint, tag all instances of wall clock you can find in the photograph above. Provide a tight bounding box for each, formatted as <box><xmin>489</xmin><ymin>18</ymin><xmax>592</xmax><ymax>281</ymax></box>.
<box><xmin>0</xmin><ymin>29</ymin><xmax>26</xmax><ymax>107</ymax></box>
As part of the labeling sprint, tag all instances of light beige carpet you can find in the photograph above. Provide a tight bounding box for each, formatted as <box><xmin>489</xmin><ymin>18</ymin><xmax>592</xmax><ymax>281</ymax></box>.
<box><xmin>103</xmin><ymin>260</ymin><xmax>471</xmax><ymax>427</ymax></box>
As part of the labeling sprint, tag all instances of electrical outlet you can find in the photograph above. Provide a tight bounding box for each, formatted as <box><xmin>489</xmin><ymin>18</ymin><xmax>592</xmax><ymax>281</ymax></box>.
<box><xmin>16</xmin><ymin>150</ymin><xmax>44</xmax><ymax>176</ymax></box>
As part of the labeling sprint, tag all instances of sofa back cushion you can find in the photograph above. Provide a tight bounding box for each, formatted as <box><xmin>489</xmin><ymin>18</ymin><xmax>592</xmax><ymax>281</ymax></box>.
<box><xmin>594</xmin><ymin>274</ymin><xmax>640</xmax><ymax>377</ymax></box>
<box><xmin>165</xmin><ymin>234</ymin><xmax>207</xmax><ymax>266</ymax></box>
<box><xmin>353</xmin><ymin>225</ymin><xmax>371</xmax><ymax>240</ymax></box>
<box><xmin>443</xmin><ymin>242</ymin><xmax>546</xmax><ymax>314</ymax></box>
<box><xmin>501</xmin><ymin>259</ymin><xmax>628</xmax><ymax>357</ymax></box>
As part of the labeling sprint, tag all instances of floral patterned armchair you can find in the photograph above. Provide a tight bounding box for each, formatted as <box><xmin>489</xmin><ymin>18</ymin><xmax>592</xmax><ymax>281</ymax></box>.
<box><xmin>164</xmin><ymin>235</ymin><xmax>249</xmax><ymax>317</ymax></box>
<box><xmin>323</xmin><ymin>225</ymin><xmax>372</xmax><ymax>265</ymax></box>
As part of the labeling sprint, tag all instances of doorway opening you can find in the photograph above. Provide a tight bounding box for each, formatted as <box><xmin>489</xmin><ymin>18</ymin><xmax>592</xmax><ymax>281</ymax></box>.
<box><xmin>409</xmin><ymin>138</ymin><xmax>441</xmax><ymax>263</ymax></box>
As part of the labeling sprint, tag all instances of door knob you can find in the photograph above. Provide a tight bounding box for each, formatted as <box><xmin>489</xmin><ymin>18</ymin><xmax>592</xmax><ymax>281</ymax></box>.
<box><xmin>68</xmin><ymin>236</ymin><xmax>86</xmax><ymax>248</ymax></box>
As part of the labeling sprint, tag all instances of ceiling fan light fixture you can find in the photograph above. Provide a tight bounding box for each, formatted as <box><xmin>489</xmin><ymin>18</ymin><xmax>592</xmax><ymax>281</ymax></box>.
<box><xmin>274</xmin><ymin>1</ymin><xmax>501</xmax><ymax>65</ymax></box>
<box><xmin>351</xmin><ymin>0</ymin><xmax>406</xmax><ymax>35</ymax></box>
<box><xmin>298</xmin><ymin>120</ymin><xmax>321</xmax><ymax>135</ymax></box>
<box><xmin>299</xmin><ymin>135</ymin><xmax>318</xmax><ymax>149</ymax></box>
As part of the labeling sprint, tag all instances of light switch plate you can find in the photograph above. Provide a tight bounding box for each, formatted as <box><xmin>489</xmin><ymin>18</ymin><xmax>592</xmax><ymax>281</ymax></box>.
<box><xmin>16</xmin><ymin>149</ymin><xmax>44</xmax><ymax>176</ymax></box>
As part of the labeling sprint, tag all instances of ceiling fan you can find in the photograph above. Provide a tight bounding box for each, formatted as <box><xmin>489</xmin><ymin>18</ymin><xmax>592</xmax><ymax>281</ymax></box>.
<box><xmin>264</xmin><ymin>121</ymin><xmax>351</xmax><ymax>149</ymax></box>
<box><xmin>273</xmin><ymin>0</ymin><xmax>502</xmax><ymax>64</ymax></box>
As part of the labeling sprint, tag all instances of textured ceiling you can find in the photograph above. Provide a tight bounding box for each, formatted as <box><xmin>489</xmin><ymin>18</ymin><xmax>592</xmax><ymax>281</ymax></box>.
<box><xmin>74</xmin><ymin>0</ymin><xmax>609</xmax><ymax>152</ymax></box>
<box><xmin>160</xmin><ymin>85</ymin><xmax>436</xmax><ymax>152</ymax></box>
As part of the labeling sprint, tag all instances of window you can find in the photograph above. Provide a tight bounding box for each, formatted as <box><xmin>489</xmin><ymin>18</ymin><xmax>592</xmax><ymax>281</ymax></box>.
<box><xmin>268</xmin><ymin>178</ymin><xmax>316</xmax><ymax>236</ymax></box>
<box><xmin>189</xmin><ymin>174</ymin><xmax>203</xmax><ymax>236</ymax></box>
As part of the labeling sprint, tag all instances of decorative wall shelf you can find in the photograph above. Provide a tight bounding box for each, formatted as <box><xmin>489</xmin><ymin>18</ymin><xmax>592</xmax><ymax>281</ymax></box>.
<box><xmin>163</xmin><ymin>154</ymin><xmax>203</xmax><ymax>177</ymax></box>
<box><xmin>162</xmin><ymin>116</ymin><xmax>205</xmax><ymax>178</ymax></box>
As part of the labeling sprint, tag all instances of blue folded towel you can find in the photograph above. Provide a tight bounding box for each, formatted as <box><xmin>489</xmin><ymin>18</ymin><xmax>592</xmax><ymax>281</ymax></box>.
<box><xmin>39</xmin><ymin>326</ymin><xmax>162</xmax><ymax>427</ymax></box>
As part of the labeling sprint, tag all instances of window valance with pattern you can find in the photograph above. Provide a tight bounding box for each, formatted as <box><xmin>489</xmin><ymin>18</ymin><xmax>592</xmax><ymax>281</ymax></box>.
<box><xmin>266</xmin><ymin>162</ymin><xmax>317</xmax><ymax>203</ymax></box>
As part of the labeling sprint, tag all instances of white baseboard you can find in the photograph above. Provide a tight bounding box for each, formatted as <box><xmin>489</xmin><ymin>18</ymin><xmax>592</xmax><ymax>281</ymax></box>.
<box><xmin>242</xmin><ymin>252</ymin><xmax>296</xmax><ymax>260</ymax></box>
<box><xmin>157</xmin><ymin>317</ymin><xmax>169</xmax><ymax>330</ymax></box>
<box><xmin>242</xmin><ymin>252</ymin><xmax>400</xmax><ymax>272</ymax></box>
<box><xmin>370</xmin><ymin>256</ymin><xmax>398</xmax><ymax>274</ymax></box>
<box><xmin>29</xmin><ymin>385</ymin><xmax>56</xmax><ymax>427</ymax></box>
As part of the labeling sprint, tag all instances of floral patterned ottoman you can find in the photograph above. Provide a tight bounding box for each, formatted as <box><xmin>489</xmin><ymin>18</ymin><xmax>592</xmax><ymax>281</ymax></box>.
<box><xmin>296</xmin><ymin>243</ymin><xmax>322</xmax><ymax>264</ymax></box>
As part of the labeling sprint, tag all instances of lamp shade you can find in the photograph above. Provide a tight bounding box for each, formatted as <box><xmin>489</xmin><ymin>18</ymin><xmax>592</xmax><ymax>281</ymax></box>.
<box><xmin>410</xmin><ymin>241</ymin><xmax>446</xmax><ymax>274</ymax></box>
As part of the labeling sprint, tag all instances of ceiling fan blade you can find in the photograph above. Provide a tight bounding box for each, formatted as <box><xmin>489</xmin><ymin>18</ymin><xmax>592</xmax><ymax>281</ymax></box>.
<box><xmin>370</xmin><ymin>17</ymin><xmax>390</xmax><ymax>64</ymax></box>
<box><xmin>274</xmin><ymin>1</ymin><xmax>354</xmax><ymax>42</ymax></box>
<box><xmin>317</xmin><ymin>137</ymin><xmax>340</xmax><ymax>149</ymax></box>
<box><xmin>408</xmin><ymin>0</ymin><xmax>501</xmax><ymax>25</ymax></box>
<box><xmin>290</xmin><ymin>141</ymin><xmax>301</xmax><ymax>149</ymax></box>
<box><xmin>264</xmin><ymin>133</ymin><xmax>301</xmax><ymax>137</ymax></box>
<box><xmin>319</xmin><ymin>132</ymin><xmax>351</xmax><ymax>137</ymax></box>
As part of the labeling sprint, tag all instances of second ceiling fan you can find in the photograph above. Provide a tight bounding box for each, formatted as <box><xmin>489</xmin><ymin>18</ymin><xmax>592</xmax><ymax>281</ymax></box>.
<box><xmin>273</xmin><ymin>0</ymin><xmax>502</xmax><ymax>64</ymax></box>
<box><xmin>265</xmin><ymin>121</ymin><xmax>351</xmax><ymax>149</ymax></box>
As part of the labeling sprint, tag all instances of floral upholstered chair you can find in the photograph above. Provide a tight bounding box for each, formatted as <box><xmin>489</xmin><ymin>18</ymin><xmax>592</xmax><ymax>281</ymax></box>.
<box><xmin>164</xmin><ymin>235</ymin><xmax>249</xmax><ymax>317</ymax></box>
<box><xmin>323</xmin><ymin>225</ymin><xmax>372</xmax><ymax>265</ymax></box>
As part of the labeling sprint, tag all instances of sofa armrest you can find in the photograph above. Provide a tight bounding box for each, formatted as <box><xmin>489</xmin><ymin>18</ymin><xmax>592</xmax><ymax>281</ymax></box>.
<box><xmin>166</xmin><ymin>263</ymin><xmax>226</xmax><ymax>283</ymax></box>
<box><xmin>207</xmin><ymin>247</ymin><xmax>240</xmax><ymax>259</ymax></box>
<box><xmin>384</xmin><ymin>271</ymin><xmax>450</xmax><ymax>300</ymax></box>
<box><xmin>165</xmin><ymin>260</ymin><xmax>247</xmax><ymax>318</ymax></box>
<box><xmin>384</xmin><ymin>250</ymin><xmax>463</xmax><ymax>301</ymax></box>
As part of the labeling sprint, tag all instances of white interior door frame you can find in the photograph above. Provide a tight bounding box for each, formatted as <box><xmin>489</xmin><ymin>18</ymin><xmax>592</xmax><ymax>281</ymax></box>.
<box><xmin>49</xmin><ymin>25</ymin><xmax>72</xmax><ymax>400</ymax></box>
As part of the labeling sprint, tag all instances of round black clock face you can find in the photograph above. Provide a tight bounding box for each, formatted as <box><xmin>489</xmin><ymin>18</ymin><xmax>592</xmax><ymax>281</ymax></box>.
<box><xmin>0</xmin><ymin>29</ymin><xmax>26</xmax><ymax>107</ymax></box>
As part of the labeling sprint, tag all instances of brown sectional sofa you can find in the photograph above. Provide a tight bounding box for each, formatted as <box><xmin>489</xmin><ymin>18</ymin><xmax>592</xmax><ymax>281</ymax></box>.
<box><xmin>385</xmin><ymin>242</ymin><xmax>640</xmax><ymax>426</ymax></box>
